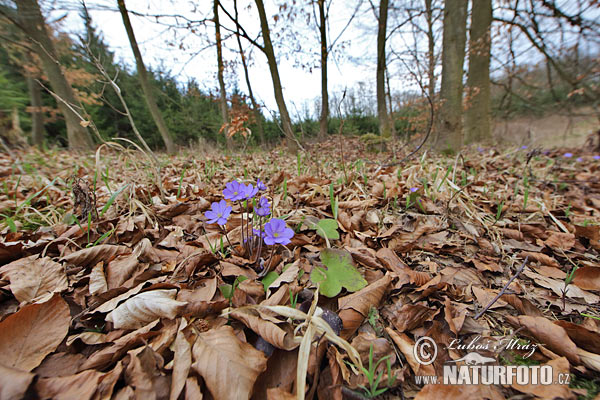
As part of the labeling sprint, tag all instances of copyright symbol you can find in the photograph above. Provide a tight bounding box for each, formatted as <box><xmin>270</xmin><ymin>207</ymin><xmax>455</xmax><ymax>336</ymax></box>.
<box><xmin>413</xmin><ymin>336</ymin><xmax>437</xmax><ymax>365</ymax></box>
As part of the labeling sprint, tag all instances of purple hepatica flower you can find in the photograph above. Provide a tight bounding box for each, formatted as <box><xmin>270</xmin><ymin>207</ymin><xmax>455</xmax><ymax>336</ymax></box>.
<box><xmin>244</xmin><ymin>184</ymin><xmax>259</xmax><ymax>199</ymax></box>
<box><xmin>253</xmin><ymin>228</ymin><xmax>265</xmax><ymax>238</ymax></box>
<box><xmin>264</xmin><ymin>218</ymin><xmax>294</xmax><ymax>246</ymax></box>
<box><xmin>205</xmin><ymin>200</ymin><xmax>232</xmax><ymax>226</ymax></box>
<box><xmin>594</xmin><ymin>155</ymin><xmax>600</xmax><ymax>160</ymax></box>
<box><xmin>223</xmin><ymin>180</ymin><xmax>246</xmax><ymax>201</ymax></box>
<box><xmin>477</xmin><ymin>146</ymin><xmax>484</xmax><ymax>153</ymax></box>
<box><xmin>256</xmin><ymin>197</ymin><xmax>271</xmax><ymax>217</ymax></box>
<box><xmin>257</xmin><ymin>178</ymin><xmax>267</xmax><ymax>191</ymax></box>
<box><xmin>542</xmin><ymin>150</ymin><xmax>550</xmax><ymax>155</ymax></box>
<box><xmin>410</xmin><ymin>187</ymin><xmax>419</xmax><ymax>193</ymax></box>
<box><xmin>521</xmin><ymin>145</ymin><xmax>528</xmax><ymax>150</ymax></box>
<box><xmin>576</xmin><ymin>157</ymin><xmax>583</xmax><ymax>162</ymax></box>
<box><xmin>564</xmin><ymin>152</ymin><xmax>573</xmax><ymax>158</ymax></box>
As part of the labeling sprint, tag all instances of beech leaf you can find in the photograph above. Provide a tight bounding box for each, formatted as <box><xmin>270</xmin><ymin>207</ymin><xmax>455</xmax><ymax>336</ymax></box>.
<box><xmin>105</xmin><ymin>289</ymin><xmax>187</xmax><ymax>329</ymax></box>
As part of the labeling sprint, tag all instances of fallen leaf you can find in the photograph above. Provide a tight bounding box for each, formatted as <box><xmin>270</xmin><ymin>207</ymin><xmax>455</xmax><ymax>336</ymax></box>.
<box><xmin>106</xmin><ymin>289</ymin><xmax>187</xmax><ymax>330</ymax></box>
<box><xmin>61</xmin><ymin>244</ymin><xmax>130</xmax><ymax>268</ymax></box>
<box><xmin>310</xmin><ymin>248</ymin><xmax>367</xmax><ymax>297</ymax></box>
<box><xmin>170</xmin><ymin>323</ymin><xmax>192</xmax><ymax>400</ymax></box>
<box><xmin>0</xmin><ymin>363</ymin><xmax>34</xmax><ymax>400</ymax></box>
<box><xmin>36</xmin><ymin>369</ymin><xmax>104</xmax><ymax>400</ymax></box>
<box><xmin>572</xmin><ymin>266</ymin><xmax>600</xmax><ymax>291</ymax></box>
<box><xmin>191</xmin><ymin>325</ymin><xmax>267</xmax><ymax>400</ymax></box>
<box><xmin>0</xmin><ymin>294</ymin><xmax>69</xmax><ymax>371</ymax></box>
<box><xmin>7</xmin><ymin>256</ymin><xmax>67</xmax><ymax>303</ymax></box>
<box><xmin>510</xmin><ymin>357</ymin><xmax>574</xmax><ymax>399</ymax></box>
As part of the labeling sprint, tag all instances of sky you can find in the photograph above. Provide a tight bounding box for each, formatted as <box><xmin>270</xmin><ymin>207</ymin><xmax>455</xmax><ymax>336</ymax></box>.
<box><xmin>50</xmin><ymin>0</ymin><xmax>380</xmax><ymax>118</ymax></box>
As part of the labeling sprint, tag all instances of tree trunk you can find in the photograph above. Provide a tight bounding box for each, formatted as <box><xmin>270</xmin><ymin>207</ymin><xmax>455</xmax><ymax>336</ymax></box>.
<box><xmin>425</xmin><ymin>0</ymin><xmax>435</xmax><ymax>101</ymax></box>
<box><xmin>233</xmin><ymin>0</ymin><xmax>264</xmax><ymax>144</ymax></box>
<box><xmin>254</xmin><ymin>0</ymin><xmax>298</xmax><ymax>149</ymax></box>
<box><xmin>318</xmin><ymin>0</ymin><xmax>329</xmax><ymax>139</ymax></box>
<box><xmin>26</xmin><ymin>75</ymin><xmax>44</xmax><ymax>148</ymax></box>
<box><xmin>377</xmin><ymin>0</ymin><xmax>391</xmax><ymax>137</ymax></box>
<box><xmin>214</xmin><ymin>0</ymin><xmax>231</xmax><ymax>148</ymax></box>
<box><xmin>117</xmin><ymin>0</ymin><xmax>175</xmax><ymax>153</ymax></box>
<box><xmin>436</xmin><ymin>0</ymin><xmax>468</xmax><ymax>153</ymax></box>
<box><xmin>464</xmin><ymin>0</ymin><xmax>492</xmax><ymax>144</ymax></box>
<box><xmin>15</xmin><ymin>0</ymin><xmax>93</xmax><ymax>150</ymax></box>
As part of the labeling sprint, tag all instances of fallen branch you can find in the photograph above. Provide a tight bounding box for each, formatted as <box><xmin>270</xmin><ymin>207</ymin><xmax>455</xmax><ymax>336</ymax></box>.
<box><xmin>474</xmin><ymin>256</ymin><xmax>529</xmax><ymax>320</ymax></box>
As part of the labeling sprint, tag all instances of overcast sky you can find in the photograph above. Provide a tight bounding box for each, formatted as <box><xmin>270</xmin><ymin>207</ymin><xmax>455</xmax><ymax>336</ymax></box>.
<box><xmin>50</xmin><ymin>0</ymin><xmax>381</xmax><ymax>118</ymax></box>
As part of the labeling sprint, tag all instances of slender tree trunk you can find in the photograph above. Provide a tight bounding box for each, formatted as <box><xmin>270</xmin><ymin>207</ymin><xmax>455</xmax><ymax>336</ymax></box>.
<box><xmin>254</xmin><ymin>0</ymin><xmax>298</xmax><ymax>149</ymax></box>
<box><xmin>425</xmin><ymin>0</ymin><xmax>436</xmax><ymax>101</ymax></box>
<box><xmin>26</xmin><ymin>75</ymin><xmax>44</xmax><ymax>148</ymax></box>
<box><xmin>465</xmin><ymin>0</ymin><xmax>492</xmax><ymax>144</ymax></box>
<box><xmin>117</xmin><ymin>0</ymin><xmax>175</xmax><ymax>153</ymax></box>
<box><xmin>15</xmin><ymin>0</ymin><xmax>93</xmax><ymax>150</ymax></box>
<box><xmin>385</xmin><ymin>68</ymin><xmax>396</xmax><ymax>137</ymax></box>
<box><xmin>214</xmin><ymin>0</ymin><xmax>231</xmax><ymax>148</ymax></box>
<box><xmin>436</xmin><ymin>0</ymin><xmax>467</xmax><ymax>153</ymax></box>
<box><xmin>377</xmin><ymin>0</ymin><xmax>391</xmax><ymax>137</ymax></box>
<box><xmin>318</xmin><ymin>0</ymin><xmax>329</xmax><ymax>139</ymax></box>
<box><xmin>233</xmin><ymin>0</ymin><xmax>264</xmax><ymax>144</ymax></box>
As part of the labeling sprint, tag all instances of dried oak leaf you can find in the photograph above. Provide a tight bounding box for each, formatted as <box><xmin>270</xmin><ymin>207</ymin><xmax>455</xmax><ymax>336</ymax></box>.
<box><xmin>7</xmin><ymin>255</ymin><xmax>67</xmax><ymax>303</ymax></box>
<box><xmin>0</xmin><ymin>294</ymin><xmax>69</xmax><ymax>371</ymax></box>
<box><xmin>61</xmin><ymin>244</ymin><xmax>130</xmax><ymax>268</ymax></box>
<box><xmin>191</xmin><ymin>325</ymin><xmax>267</xmax><ymax>400</ymax></box>
<box><xmin>106</xmin><ymin>289</ymin><xmax>187</xmax><ymax>330</ymax></box>
<box><xmin>36</xmin><ymin>369</ymin><xmax>104</xmax><ymax>400</ymax></box>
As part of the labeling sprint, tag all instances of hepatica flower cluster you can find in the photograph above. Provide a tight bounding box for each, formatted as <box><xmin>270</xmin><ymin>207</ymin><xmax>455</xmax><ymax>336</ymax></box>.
<box><xmin>204</xmin><ymin>178</ymin><xmax>294</xmax><ymax>273</ymax></box>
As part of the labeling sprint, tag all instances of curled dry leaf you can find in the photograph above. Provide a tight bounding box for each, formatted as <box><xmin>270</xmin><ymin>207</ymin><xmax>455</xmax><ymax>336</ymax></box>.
<box><xmin>506</xmin><ymin>315</ymin><xmax>581</xmax><ymax>364</ymax></box>
<box><xmin>169</xmin><ymin>323</ymin><xmax>191</xmax><ymax>400</ymax></box>
<box><xmin>385</xmin><ymin>327</ymin><xmax>435</xmax><ymax>377</ymax></box>
<box><xmin>106</xmin><ymin>289</ymin><xmax>187</xmax><ymax>330</ymax></box>
<box><xmin>572</xmin><ymin>266</ymin><xmax>600</xmax><ymax>291</ymax></box>
<box><xmin>554</xmin><ymin>320</ymin><xmax>600</xmax><ymax>354</ymax></box>
<box><xmin>89</xmin><ymin>262</ymin><xmax>108</xmax><ymax>295</ymax></box>
<box><xmin>191</xmin><ymin>325</ymin><xmax>267</xmax><ymax>400</ymax></box>
<box><xmin>229</xmin><ymin>308</ymin><xmax>298</xmax><ymax>350</ymax></box>
<box><xmin>338</xmin><ymin>274</ymin><xmax>392</xmax><ymax>339</ymax></box>
<box><xmin>7</xmin><ymin>255</ymin><xmax>67</xmax><ymax>303</ymax></box>
<box><xmin>61</xmin><ymin>244</ymin><xmax>130</xmax><ymax>268</ymax></box>
<box><xmin>0</xmin><ymin>294</ymin><xmax>69</xmax><ymax>371</ymax></box>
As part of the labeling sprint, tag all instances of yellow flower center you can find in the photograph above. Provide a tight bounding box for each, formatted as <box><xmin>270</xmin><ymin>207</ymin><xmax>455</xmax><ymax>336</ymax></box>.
<box><xmin>274</xmin><ymin>232</ymin><xmax>279</xmax><ymax>237</ymax></box>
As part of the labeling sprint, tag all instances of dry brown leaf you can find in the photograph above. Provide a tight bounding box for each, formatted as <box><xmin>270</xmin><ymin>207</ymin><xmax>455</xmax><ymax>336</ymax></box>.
<box><xmin>510</xmin><ymin>357</ymin><xmax>574</xmax><ymax>399</ymax></box>
<box><xmin>0</xmin><ymin>294</ymin><xmax>69</xmax><ymax>371</ymax></box>
<box><xmin>388</xmin><ymin>303</ymin><xmax>439</xmax><ymax>332</ymax></box>
<box><xmin>106</xmin><ymin>289</ymin><xmax>187</xmax><ymax>330</ymax></box>
<box><xmin>36</xmin><ymin>369</ymin><xmax>104</xmax><ymax>400</ymax></box>
<box><xmin>89</xmin><ymin>262</ymin><xmax>108</xmax><ymax>295</ymax></box>
<box><xmin>191</xmin><ymin>325</ymin><xmax>267</xmax><ymax>400</ymax></box>
<box><xmin>500</xmin><ymin>294</ymin><xmax>543</xmax><ymax>317</ymax></box>
<box><xmin>544</xmin><ymin>232</ymin><xmax>575</xmax><ymax>251</ymax></box>
<box><xmin>170</xmin><ymin>324</ymin><xmax>192</xmax><ymax>400</ymax></box>
<box><xmin>338</xmin><ymin>274</ymin><xmax>392</xmax><ymax>339</ymax></box>
<box><xmin>518</xmin><ymin>251</ymin><xmax>560</xmax><ymax>267</ymax></box>
<box><xmin>7</xmin><ymin>256</ymin><xmax>67</xmax><ymax>303</ymax></box>
<box><xmin>185</xmin><ymin>377</ymin><xmax>203</xmax><ymax>400</ymax></box>
<box><xmin>0</xmin><ymin>363</ymin><xmax>34</xmax><ymax>400</ymax></box>
<box><xmin>572</xmin><ymin>266</ymin><xmax>600</xmax><ymax>291</ymax></box>
<box><xmin>385</xmin><ymin>328</ymin><xmax>435</xmax><ymax>376</ymax></box>
<box><xmin>472</xmin><ymin>286</ymin><xmax>507</xmax><ymax>310</ymax></box>
<box><xmin>61</xmin><ymin>244</ymin><xmax>130</xmax><ymax>268</ymax></box>
<box><xmin>554</xmin><ymin>320</ymin><xmax>600</xmax><ymax>354</ymax></box>
<box><xmin>95</xmin><ymin>361</ymin><xmax>123</xmax><ymax>400</ymax></box>
<box><xmin>81</xmin><ymin>320</ymin><xmax>160</xmax><ymax>371</ymax></box>
<box><xmin>522</xmin><ymin>268</ymin><xmax>599</xmax><ymax>304</ymax></box>
<box><xmin>506</xmin><ymin>315</ymin><xmax>581</xmax><ymax>364</ymax></box>
<box><xmin>229</xmin><ymin>308</ymin><xmax>297</xmax><ymax>350</ymax></box>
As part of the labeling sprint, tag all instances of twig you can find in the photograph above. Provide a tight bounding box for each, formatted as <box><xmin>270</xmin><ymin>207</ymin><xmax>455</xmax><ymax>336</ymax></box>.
<box><xmin>474</xmin><ymin>256</ymin><xmax>529</xmax><ymax>320</ymax></box>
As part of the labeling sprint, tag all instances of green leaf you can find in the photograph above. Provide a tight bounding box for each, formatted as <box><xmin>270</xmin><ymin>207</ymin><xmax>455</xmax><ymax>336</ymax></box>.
<box><xmin>305</xmin><ymin>216</ymin><xmax>339</xmax><ymax>240</ymax></box>
<box><xmin>4</xmin><ymin>217</ymin><xmax>16</xmax><ymax>233</ymax></box>
<box><xmin>261</xmin><ymin>271</ymin><xmax>279</xmax><ymax>292</ymax></box>
<box><xmin>100</xmin><ymin>184</ymin><xmax>128</xmax><ymax>218</ymax></box>
<box><xmin>219</xmin><ymin>284</ymin><xmax>233</xmax><ymax>299</ymax></box>
<box><xmin>310</xmin><ymin>248</ymin><xmax>367</xmax><ymax>297</ymax></box>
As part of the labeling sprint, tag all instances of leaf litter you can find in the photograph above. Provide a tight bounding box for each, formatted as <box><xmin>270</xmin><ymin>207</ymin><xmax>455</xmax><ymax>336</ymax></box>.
<box><xmin>0</xmin><ymin>140</ymin><xmax>599</xmax><ymax>399</ymax></box>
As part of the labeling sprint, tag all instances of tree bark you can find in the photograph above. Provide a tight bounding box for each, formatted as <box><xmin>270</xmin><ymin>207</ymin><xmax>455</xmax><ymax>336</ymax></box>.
<box><xmin>318</xmin><ymin>0</ymin><xmax>329</xmax><ymax>139</ymax></box>
<box><xmin>26</xmin><ymin>75</ymin><xmax>44</xmax><ymax>148</ymax></box>
<box><xmin>465</xmin><ymin>0</ymin><xmax>492</xmax><ymax>144</ymax></box>
<box><xmin>214</xmin><ymin>0</ymin><xmax>231</xmax><ymax>148</ymax></box>
<box><xmin>233</xmin><ymin>0</ymin><xmax>265</xmax><ymax>144</ymax></box>
<box><xmin>15</xmin><ymin>0</ymin><xmax>93</xmax><ymax>150</ymax></box>
<box><xmin>377</xmin><ymin>0</ymin><xmax>391</xmax><ymax>137</ymax></box>
<box><xmin>425</xmin><ymin>0</ymin><xmax>435</xmax><ymax>101</ymax></box>
<box><xmin>254</xmin><ymin>0</ymin><xmax>298</xmax><ymax>149</ymax></box>
<box><xmin>117</xmin><ymin>0</ymin><xmax>175</xmax><ymax>153</ymax></box>
<box><xmin>436</xmin><ymin>0</ymin><xmax>468</xmax><ymax>153</ymax></box>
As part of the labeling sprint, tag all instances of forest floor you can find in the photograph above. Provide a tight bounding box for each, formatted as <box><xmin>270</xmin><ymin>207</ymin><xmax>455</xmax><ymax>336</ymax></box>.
<box><xmin>1</xmin><ymin>135</ymin><xmax>600</xmax><ymax>400</ymax></box>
